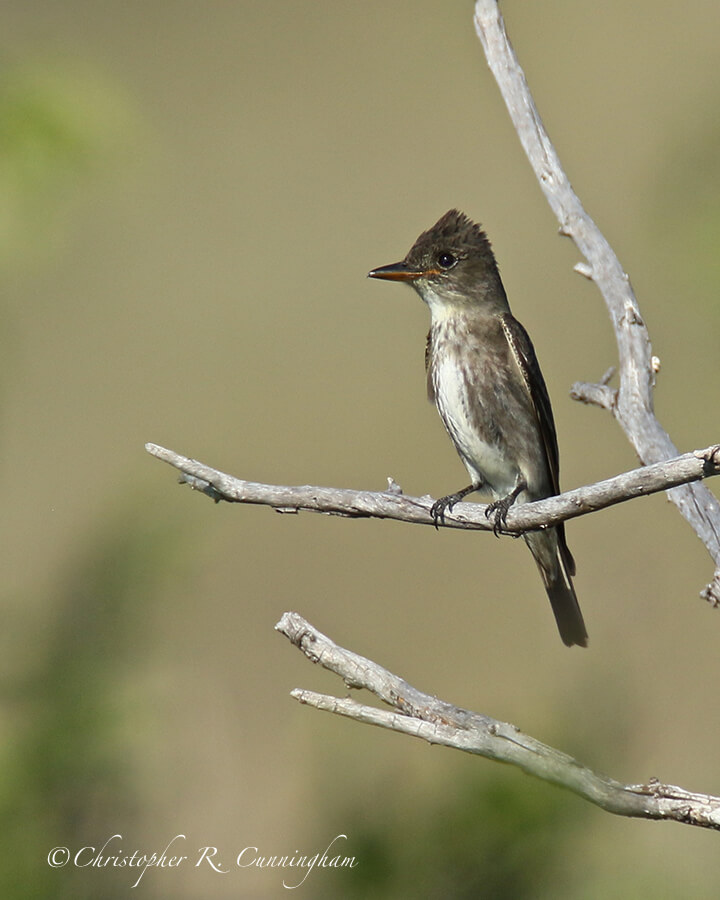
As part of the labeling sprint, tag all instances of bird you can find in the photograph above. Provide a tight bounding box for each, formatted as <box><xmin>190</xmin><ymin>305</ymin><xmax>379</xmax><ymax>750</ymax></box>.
<box><xmin>368</xmin><ymin>209</ymin><xmax>588</xmax><ymax>647</ymax></box>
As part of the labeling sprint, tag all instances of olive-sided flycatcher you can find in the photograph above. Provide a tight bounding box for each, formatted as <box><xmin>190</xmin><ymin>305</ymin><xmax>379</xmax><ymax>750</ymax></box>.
<box><xmin>368</xmin><ymin>209</ymin><xmax>588</xmax><ymax>647</ymax></box>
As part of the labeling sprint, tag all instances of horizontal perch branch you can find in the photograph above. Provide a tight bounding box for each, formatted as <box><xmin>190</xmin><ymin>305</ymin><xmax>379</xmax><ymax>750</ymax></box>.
<box><xmin>146</xmin><ymin>441</ymin><xmax>720</xmax><ymax>536</ymax></box>
<box><xmin>277</xmin><ymin>612</ymin><xmax>720</xmax><ymax>831</ymax></box>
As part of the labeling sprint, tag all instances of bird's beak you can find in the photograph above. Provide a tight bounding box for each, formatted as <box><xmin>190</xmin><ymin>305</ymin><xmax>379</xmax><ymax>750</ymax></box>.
<box><xmin>367</xmin><ymin>261</ymin><xmax>425</xmax><ymax>282</ymax></box>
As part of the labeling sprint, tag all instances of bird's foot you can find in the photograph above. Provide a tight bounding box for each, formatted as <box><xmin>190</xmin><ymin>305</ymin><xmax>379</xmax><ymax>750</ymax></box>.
<box><xmin>485</xmin><ymin>497</ymin><xmax>513</xmax><ymax>536</ymax></box>
<box><xmin>430</xmin><ymin>484</ymin><xmax>477</xmax><ymax>529</ymax></box>
<box><xmin>484</xmin><ymin>481</ymin><xmax>526</xmax><ymax>537</ymax></box>
<box><xmin>430</xmin><ymin>494</ymin><xmax>458</xmax><ymax>528</ymax></box>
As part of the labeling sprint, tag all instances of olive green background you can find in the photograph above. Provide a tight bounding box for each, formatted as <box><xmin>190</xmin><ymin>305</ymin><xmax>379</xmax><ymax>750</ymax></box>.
<box><xmin>2</xmin><ymin>2</ymin><xmax>719</xmax><ymax>897</ymax></box>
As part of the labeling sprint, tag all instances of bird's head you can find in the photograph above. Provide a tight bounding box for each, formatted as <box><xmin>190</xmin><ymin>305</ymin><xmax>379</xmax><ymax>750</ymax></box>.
<box><xmin>368</xmin><ymin>209</ymin><xmax>507</xmax><ymax>314</ymax></box>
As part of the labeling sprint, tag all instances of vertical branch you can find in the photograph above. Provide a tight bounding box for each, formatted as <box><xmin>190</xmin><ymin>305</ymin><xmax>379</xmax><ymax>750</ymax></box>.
<box><xmin>472</xmin><ymin>1</ymin><xmax>720</xmax><ymax>600</ymax></box>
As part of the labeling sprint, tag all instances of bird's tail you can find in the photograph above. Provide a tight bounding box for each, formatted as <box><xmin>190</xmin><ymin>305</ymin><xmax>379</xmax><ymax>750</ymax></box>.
<box><xmin>524</xmin><ymin>526</ymin><xmax>588</xmax><ymax>648</ymax></box>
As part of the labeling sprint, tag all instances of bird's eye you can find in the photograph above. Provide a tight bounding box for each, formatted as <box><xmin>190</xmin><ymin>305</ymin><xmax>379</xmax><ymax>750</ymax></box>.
<box><xmin>437</xmin><ymin>252</ymin><xmax>456</xmax><ymax>269</ymax></box>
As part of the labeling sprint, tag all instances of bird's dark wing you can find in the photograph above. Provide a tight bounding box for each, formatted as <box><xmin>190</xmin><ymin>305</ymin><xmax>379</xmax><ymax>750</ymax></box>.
<box><xmin>500</xmin><ymin>313</ymin><xmax>576</xmax><ymax>576</ymax></box>
<box><xmin>425</xmin><ymin>329</ymin><xmax>435</xmax><ymax>403</ymax></box>
<box><xmin>499</xmin><ymin>313</ymin><xmax>560</xmax><ymax>495</ymax></box>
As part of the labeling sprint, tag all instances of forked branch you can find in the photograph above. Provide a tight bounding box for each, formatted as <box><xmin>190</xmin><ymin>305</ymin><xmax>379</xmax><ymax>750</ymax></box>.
<box><xmin>277</xmin><ymin>612</ymin><xmax>720</xmax><ymax>830</ymax></box>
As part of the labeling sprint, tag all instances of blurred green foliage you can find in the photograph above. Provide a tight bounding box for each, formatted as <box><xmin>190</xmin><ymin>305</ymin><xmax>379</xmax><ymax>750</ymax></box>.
<box><xmin>0</xmin><ymin>60</ymin><xmax>137</xmax><ymax>268</ymax></box>
<box><xmin>322</xmin><ymin>769</ymin><xmax>588</xmax><ymax>899</ymax></box>
<box><xmin>0</xmin><ymin>54</ymin><xmax>150</xmax><ymax>899</ymax></box>
<box><xmin>0</xmin><ymin>507</ymin><xmax>182</xmax><ymax>899</ymax></box>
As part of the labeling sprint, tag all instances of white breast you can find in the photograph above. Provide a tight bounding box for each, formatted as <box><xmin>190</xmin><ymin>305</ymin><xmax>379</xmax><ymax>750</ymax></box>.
<box><xmin>432</xmin><ymin>339</ymin><xmax>519</xmax><ymax>497</ymax></box>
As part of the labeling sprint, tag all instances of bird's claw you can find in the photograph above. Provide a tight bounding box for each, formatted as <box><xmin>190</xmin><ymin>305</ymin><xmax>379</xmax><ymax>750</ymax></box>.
<box><xmin>485</xmin><ymin>496</ymin><xmax>513</xmax><ymax>537</ymax></box>
<box><xmin>430</xmin><ymin>495</ymin><xmax>457</xmax><ymax>530</ymax></box>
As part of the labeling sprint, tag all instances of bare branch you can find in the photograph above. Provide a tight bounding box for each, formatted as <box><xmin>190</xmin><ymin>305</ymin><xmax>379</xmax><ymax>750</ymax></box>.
<box><xmin>277</xmin><ymin>612</ymin><xmax>720</xmax><ymax>830</ymax></box>
<box><xmin>145</xmin><ymin>441</ymin><xmax>720</xmax><ymax>535</ymax></box>
<box><xmin>473</xmin><ymin>0</ymin><xmax>720</xmax><ymax>600</ymax></box>
<box><xmin>701</xmin><ymin>570</ymin><xmax>720</xmax><ymax>608</ymax></box>
<box><xmin>569</xmin><ymin>381</ymin><xmax>616</xmax><ymax>411</ymax></box>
